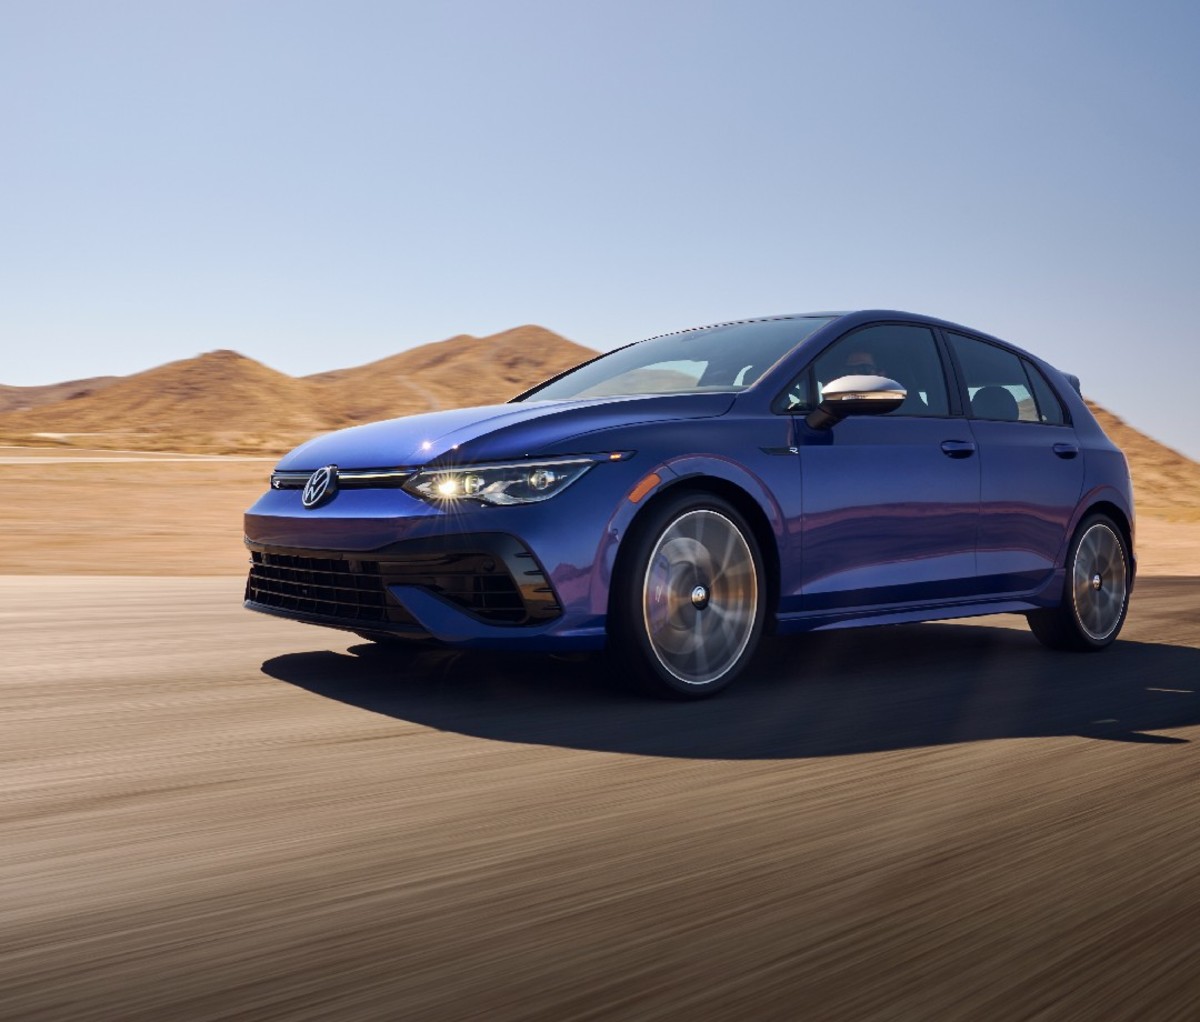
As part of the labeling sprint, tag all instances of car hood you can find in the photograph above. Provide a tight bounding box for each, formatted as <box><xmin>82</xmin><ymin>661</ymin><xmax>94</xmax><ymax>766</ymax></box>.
<box><xmin>275</xmin><ymin>393</ymin><xmax>736</xmax><ymax>470</ymax></box>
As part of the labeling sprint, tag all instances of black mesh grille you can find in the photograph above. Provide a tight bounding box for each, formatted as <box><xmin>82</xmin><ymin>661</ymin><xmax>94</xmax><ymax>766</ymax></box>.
<box><xmin>246</xmin><ymin>552</ymin><xmax>392</xmax><ymax>623</ymax></box>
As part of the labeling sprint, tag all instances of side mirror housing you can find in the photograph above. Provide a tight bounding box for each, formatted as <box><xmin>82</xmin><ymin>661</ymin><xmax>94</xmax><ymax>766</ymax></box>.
<box><xmin>805</xmin><ymin>375</ymin><xmax>906</xmax><ymax>430</ymax></box>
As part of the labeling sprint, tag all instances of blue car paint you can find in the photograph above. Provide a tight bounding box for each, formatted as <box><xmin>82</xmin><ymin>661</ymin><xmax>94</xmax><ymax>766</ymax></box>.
<box><xmin>244</xmin><ymin>309</ymin><xmax>1135</xmax><ymax>650</ymax></box>
<box><xmin>968</xmin><ymin>417</ymin><xmax>1085</xmax><ymax>590</ymax></box>
<box><xmin>794</xmin><ymin>414</ymin><xmax>981</xmax><ymax>607</ymax></box>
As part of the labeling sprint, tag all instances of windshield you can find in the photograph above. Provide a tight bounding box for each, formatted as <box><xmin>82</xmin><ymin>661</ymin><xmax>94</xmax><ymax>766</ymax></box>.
<box><xmin>518</xmin><ymin>317</ymin><xmax>835</xmax><ymax>402</ymax></box>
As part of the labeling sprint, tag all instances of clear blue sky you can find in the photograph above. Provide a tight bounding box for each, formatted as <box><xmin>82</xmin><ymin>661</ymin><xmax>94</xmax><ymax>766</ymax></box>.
<box><xmin>3</xmin><ymin>1</ymin><xmax>1199</xmax><ymax>457</ymax></box>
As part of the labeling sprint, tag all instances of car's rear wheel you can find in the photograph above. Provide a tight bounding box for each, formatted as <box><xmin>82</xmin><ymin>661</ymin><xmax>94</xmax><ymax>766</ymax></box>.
<box><xmin>611</xmin><ymin>492</ymin><xmax>766</xmax><ymax>698</ymax></box>
<box><xmin>1027</xmin><ymin>513</ymin><xmax>1130</xmax><ymax>651</ymax></box>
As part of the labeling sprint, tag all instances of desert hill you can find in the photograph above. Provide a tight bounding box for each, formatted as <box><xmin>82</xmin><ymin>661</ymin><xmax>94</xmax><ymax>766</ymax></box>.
<box><xmin>0</xmin><ymin>375</ymin><xmax>120</xmax><ymax>414</ymax></box>
<box><xmin>0</xmin><ymin>326</ymin><xmax>596</xmax><ymax>454</ymax></box>
<box><xmin>1085</xmin><ymin>402</ymin><xmax>1200</xmax><ymax>520</ymax></box>
<box><xmin>306</xmin><ymin>326</ymin><xmax>596</xmax><ymax>421</ymax></box>
<box><xmin>0</xmin><ymin>350</ymin><xmax>334</xmax><ymax>452</ymax></box>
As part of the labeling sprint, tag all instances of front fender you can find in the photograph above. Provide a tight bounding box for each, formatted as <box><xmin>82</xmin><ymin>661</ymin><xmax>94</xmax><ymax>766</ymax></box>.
<box><xmin>586</xmin><ymin>452</ymin><xmax>792</xmax><ymax>619</ymax></box>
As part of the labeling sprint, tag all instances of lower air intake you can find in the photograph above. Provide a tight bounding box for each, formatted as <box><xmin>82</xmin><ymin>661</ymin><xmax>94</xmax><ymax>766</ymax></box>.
<box><xmin>246</xmin><ymin>537</ymin><xmax>559</xmax><ymax>628</ymax></box>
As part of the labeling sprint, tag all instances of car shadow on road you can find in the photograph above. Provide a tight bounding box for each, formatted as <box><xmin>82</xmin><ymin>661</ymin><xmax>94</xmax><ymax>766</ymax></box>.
<box><xmin>260</xmin><ymin>615</ymin><xmax>1200</xmax><ymax>760</ymax></box>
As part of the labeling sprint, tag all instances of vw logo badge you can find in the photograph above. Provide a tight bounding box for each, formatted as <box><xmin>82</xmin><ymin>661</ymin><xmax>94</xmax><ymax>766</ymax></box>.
<box><xmin>301</xmin><ymin>465</ymin><xmax>338</xmax><ymax>509</ymax></box>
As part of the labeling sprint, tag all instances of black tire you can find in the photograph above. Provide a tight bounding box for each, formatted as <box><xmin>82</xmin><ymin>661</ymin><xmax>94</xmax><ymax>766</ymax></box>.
<box><xmin>1027</xmin><ymin>513</ymin><xmax>1131</xmax><ymax>651</ymax></box>
<box><xmin>609</xmin><ymin>491</ymin><xmax>767</xmax><ymax>699</ymax></box>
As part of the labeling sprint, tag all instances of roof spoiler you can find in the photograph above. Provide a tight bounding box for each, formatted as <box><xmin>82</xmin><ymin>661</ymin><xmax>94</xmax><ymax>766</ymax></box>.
<box><xmin>1063</xmin><ymin>372</ymin><xmax>1082</xmax><ymax>395</ymax></box>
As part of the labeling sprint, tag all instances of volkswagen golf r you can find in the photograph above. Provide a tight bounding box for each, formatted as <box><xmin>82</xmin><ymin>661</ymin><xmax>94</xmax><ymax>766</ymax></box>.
<box><xmin>244</xmin><ymin>310</ymin><xmax>1135</xmax><ymax>698</ymax></box>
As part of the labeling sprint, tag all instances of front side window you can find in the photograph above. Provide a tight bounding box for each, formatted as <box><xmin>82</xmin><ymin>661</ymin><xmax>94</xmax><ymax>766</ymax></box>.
<box><xmin>787</xmin><ymin>324</ymin><xmax>950</xmax><ymax>416</ymax></box>
<box><xmin>947</xmin><ymin>332</ymin><xmax>1041</xmax><ymax>423</ymax></box>
<box><xmin>519</xmin><ymin>317</ymin><xmax>833</xmax><ymax>402</ymax></box>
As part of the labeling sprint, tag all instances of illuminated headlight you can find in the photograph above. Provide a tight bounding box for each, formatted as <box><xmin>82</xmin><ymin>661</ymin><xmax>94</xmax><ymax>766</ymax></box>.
<box><xmin>403</xmin><ymin>458</ymin><xmax>595</xmax><ymax>506</ymax></box>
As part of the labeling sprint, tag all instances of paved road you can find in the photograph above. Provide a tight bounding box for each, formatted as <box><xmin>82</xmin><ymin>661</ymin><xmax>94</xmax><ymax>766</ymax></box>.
<box><xmin>4</xmin><ymin>577</ymin><xmax>1199</xmax><ymax>1021</ymax></box>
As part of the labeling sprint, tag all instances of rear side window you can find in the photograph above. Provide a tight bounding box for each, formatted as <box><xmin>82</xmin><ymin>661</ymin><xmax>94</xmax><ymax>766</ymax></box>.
<box><xmin>947</xmin><ymin>332</ymin><xmax>1039</xmax><ymax>423</ymax></box>
<box><xmin>1023</xmin><ymin>360</ymin><xmax>1067</xmax><ymax>425</ymax></box>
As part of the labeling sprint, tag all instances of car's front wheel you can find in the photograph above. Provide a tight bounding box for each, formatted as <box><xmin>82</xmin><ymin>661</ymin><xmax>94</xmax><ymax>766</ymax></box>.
<box><xmin>1027</xmin><ymin>513</ymin><xmax>1131</xmax><ymax>651</ymax></box>
<box><xmin>610</xmin><ymin>492</ymin><xmax>766</xmax><ymax>699</ymax></box>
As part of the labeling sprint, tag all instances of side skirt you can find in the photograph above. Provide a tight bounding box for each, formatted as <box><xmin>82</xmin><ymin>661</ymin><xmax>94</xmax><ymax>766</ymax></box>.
<box><xmin>773</xmin><ymin>571</ymin><xmax>1064</xmax><ymax>634</ymax></box>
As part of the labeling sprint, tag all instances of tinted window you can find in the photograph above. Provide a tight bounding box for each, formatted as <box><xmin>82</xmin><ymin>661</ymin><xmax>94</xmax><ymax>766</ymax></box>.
<box><xmin>799</xmin><ymin>324</ymin><xmax>950</xmax><ymax>417</ymax></box>
<box><xmin>1023</xmin><ymin>360</ymin><xmax>1067</xmax><ymax>425</ymax></box>
<box><xmin>947</xmin><ymin>332</ymin><xmax>1039</xmax><ymax>423</ymax></box>
<box><xmin>521</xmin><ymin>317</ymin><xmax>833</xmax><ymax>401</ymax></box>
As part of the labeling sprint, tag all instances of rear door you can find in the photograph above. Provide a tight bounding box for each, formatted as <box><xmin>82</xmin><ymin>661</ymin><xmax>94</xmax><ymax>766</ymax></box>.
<box><xmin>944</xmin><ymin>331</ymin><xmax>1084</xmax><ymax>595</ymax></box>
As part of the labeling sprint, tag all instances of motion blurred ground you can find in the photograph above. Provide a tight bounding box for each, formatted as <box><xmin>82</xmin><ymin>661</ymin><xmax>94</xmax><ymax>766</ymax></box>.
<box><xmin>4</xmin><ymin>576</ymin><xmax>1199</xmax><ymax>1020</ymax></box>
<box><xmin>2</xmin><ymin>446</ymin><xmax>1197</xmax><ymax>576</ymax></box>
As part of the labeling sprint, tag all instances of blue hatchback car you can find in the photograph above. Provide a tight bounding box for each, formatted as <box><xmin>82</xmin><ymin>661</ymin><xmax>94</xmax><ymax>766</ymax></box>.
<box><xmin>244</xmin><ymin>310</ymin><xmax>1135</xmax><ymax>698</ymax></box>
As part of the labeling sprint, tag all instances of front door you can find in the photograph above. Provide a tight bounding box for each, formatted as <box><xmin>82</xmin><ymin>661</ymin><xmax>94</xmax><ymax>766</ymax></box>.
<box><xmin>795</xmin><ymin>324</ymin><xmax>981</xmax><ymax>612</ymax></box>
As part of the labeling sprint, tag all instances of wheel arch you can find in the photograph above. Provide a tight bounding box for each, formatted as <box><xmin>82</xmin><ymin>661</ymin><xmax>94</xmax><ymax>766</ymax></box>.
<box><xmin>610</xmin><ymin>474</ymin><xmax>782</xmax><ymax>626</ymax></box>
<box><xmin>1078</xmin><ymin>499</ymin><xmax>1135</xmax><ymax>583</ymax></box>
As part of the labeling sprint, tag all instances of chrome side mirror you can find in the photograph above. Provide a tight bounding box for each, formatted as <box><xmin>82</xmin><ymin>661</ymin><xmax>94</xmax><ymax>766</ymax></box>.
<box><xmin>805</xmin><ymin>375</ymin><xmax>906</xmax><ymax>430</ymax></box>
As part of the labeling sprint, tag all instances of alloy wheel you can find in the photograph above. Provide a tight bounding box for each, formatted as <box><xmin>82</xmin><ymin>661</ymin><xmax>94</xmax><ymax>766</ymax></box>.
<box><xmin>1071</xmin><ymin>522</ymin><xmax>1128</xmax><ymax>641</ymax></box>
<box><xmin>641</xmin><ymin>509</ymin><xmax>759</xmax><ymax>686</ymax></box>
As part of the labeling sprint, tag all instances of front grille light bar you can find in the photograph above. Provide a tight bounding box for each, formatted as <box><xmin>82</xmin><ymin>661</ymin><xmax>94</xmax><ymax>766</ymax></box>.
<box><xmin>271</xmin><ymin>468</ymin><xmax>413</xmax><ymax>490</ymax></box>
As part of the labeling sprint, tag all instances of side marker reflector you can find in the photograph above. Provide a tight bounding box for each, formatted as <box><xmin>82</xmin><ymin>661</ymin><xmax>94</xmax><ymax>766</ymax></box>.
<box><xmin>629</xmin><ymin>473</ymin><xmax>661</xmax><ymax>503</ymax></box>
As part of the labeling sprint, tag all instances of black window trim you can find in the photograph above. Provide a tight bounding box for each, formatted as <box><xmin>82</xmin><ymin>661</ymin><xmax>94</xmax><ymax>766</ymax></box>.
<box><xmin>1019</xmin><ymin>355</ymin><xmax>1073</xmax><ymax>427</ymax></box>
<box><xmin>931</xmin><ymin>327</ymin><xmax>965</xmax><ymax>418</ymax></box>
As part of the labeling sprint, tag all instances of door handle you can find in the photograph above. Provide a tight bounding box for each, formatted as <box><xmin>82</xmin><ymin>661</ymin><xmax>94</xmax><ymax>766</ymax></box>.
<box><xmin>1052</xmin><ymin>442</ymin><xmax>1080</xmax><ymax>459</ymax></box>
<box><xmin>940</xmin><ymin>440</ymin><xmax>977</xmax><ymax>458</ymax></box>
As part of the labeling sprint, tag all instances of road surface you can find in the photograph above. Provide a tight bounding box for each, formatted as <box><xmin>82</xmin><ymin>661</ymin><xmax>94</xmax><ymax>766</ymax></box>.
<box><xmin>3</xmin><ymin>576</ymin><xmax>1199</xmax><ymax>1021</ymax></box>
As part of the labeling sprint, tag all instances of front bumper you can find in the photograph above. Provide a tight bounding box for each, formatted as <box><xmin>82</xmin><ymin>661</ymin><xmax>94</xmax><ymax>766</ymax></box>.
<box><xmin>245</xmin><ymin>533</ymin><xmax>582</xmax><ymax>645</ymax></box>
<box><xmin>242</xmin><ymin>473</ymin><xmax>634</xmax><ymax>651</ymax></box>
